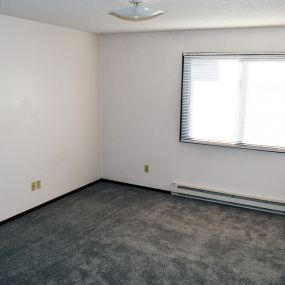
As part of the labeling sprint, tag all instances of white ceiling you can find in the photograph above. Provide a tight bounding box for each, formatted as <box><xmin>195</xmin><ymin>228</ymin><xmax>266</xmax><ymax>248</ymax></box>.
<box><xmin>0</xmin><ymin>0</ymin><xmax>285</xmax><ymax>34</ymax></box>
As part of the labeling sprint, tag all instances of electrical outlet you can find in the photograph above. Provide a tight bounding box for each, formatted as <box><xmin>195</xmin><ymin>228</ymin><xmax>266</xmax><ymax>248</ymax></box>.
<box><xmin>144</xmin><ymin>165</ymin><xmax>150</xmax><ymax>173</ymax></box>
<box><xmin>31</xmin><ymin>180</ymin><xmax>41</xmax><ymax>191</ymax></box>
<box><xmin>31</xmin><ymin>181</ymin><xmax>37</xmax><ymax>191</ymax></box>
<box><xmin>36</xmin><ymin>180</ymin><xmax>41</xmax><ymax>189</ymax></box>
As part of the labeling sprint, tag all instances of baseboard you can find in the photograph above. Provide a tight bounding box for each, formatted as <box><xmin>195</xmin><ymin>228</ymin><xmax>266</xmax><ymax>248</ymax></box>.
<box><xmin>0</xmin><ymin>179</ymin><xmax>104</xmax><ymax>227</ymax></box>
<box><xmin>2</xmin><ymin>178</ymin><xmax>278</xmax><ymax>226</ymax></box>
<box><xmin>100</xmin><ymin>179</ymin><xmax>171</xmax><ymax>194</ymax></box>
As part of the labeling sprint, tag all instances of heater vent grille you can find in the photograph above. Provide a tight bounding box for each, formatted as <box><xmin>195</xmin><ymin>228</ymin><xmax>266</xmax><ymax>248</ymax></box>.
<box><xmin>171</xmin><ymin>183</ymin><xmax>285</xmax><ymax>215</ymax></box>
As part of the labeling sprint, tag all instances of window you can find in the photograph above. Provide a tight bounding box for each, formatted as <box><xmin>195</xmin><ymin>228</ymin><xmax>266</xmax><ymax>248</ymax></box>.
<box><xmin>180</xmin><ymin>53</ymin><xmax>285</xmax><ymax>152</ymax></box>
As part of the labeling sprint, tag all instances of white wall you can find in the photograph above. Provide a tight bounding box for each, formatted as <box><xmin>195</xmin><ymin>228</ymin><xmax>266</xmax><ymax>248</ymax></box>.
<box><xmin>0</xmin><ymin>15</ymin><xmax>101</xmax><ymax>222</ymax></box>
<box><xmin>101</xmin><ymin>27</ymin><xmax>285</xmax><ymax>202</ymax></box>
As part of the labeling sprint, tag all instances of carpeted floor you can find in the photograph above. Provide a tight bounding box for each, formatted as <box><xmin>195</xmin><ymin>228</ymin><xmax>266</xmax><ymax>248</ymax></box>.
<box><xmin>0</xmin><ymin>181</ymin><xmax>284</xmax><ymax>285</ymax></box>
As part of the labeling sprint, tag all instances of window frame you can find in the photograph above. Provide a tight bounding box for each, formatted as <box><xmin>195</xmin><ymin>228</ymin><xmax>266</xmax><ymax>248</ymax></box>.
<box><xmin>179</xmin><ymin>52</ymin><xmax>285</xmax><ymax>154</ymax></box>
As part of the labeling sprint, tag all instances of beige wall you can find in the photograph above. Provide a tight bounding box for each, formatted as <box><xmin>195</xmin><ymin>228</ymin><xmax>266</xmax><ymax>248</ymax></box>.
<box><xmin>101</xmin><ymin>28</ymin><xmax>285</xmax><ymax>202</ymax></box>
<box><xmin>0</xmin><ymin>15</ymin><xmax>101</xmax><ymax>222</ymax></box>
<box><xmin>1</xmin><ymin>16</ymin><xmax>285</xmax><ymax>222</ymax></box>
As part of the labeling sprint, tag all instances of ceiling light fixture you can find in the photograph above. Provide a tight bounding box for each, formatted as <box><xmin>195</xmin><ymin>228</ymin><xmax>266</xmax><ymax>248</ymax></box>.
<box><xmin>108</xmin><ymin>0</ymin><xmax>164</xmax><ymax>22</ymax></box>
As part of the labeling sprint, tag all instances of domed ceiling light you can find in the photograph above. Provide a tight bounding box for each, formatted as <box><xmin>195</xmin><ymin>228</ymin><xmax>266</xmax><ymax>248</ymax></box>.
<box><xmin>108</xmin><ymin>0</ymin><xmax>164</xmax><ymax>22</ymax></box>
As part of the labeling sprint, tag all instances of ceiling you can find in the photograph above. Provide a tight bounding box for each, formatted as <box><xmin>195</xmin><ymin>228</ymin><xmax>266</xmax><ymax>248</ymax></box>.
<box><xmin>0</xmin><ymin>0</ymin><xmax>285</xmax><ymax>34</ymax></box>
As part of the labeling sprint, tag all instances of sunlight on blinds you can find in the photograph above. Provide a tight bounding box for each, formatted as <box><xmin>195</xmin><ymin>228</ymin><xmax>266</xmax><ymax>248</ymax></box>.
<box><xmin>243</xmin><ymin>61</ymin><xmax>285</xmax><ymax>148</ymax></box>
<box><xmin>181</xmin><ymin>54</ymin><xmax>285</xmax><ymax>152</ymax></box>
<box><xmin>190</xmin><ymin>59</ymin><xmax>240</xmax><ymax>144</ymax></box>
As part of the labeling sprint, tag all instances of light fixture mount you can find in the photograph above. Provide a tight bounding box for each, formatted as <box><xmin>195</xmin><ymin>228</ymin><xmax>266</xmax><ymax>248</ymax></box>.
<box><xmin>108</xmin><ymin>0</ymin><xmax>164</xmax><ymax>22</ymax></box>
<box><xmin>131</xmin><ymin>0</ymin><xmax>142</xmax><ymax>5</ymax></box>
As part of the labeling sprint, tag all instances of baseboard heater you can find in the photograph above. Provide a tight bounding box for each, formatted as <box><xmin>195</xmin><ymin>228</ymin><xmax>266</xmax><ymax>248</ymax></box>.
<box><xmin>170</xmin><ymin>183</ymin><xmax>285</xmax><ymax>215</ymax></box>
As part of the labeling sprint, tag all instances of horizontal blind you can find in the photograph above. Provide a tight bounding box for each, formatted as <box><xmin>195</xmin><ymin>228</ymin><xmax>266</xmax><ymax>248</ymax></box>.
<box><xmin>180</xmin><ymin>53</ymin><xmax>285</xmax><ymax>152</ymax></box>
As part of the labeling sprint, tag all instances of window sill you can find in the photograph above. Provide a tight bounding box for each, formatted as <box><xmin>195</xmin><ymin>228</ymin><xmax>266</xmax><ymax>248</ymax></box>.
<box><xmin>180</xmin><ymin>138</ymin><xmax>285</xmax><ymax>154</ymax></box>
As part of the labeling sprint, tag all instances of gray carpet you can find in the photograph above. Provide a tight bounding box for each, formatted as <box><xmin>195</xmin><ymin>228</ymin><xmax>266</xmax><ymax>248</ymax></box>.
<box><xmin>0</xmin><ymin>182</ymin><xmax>284</xmax><ymax>285</ymax></box>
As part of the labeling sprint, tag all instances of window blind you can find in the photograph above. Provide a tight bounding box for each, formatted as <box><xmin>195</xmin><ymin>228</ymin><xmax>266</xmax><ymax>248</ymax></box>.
<box><xmin>180</xmin><ymin>53</ymin><xmax>285</xmax><ymax>152</ymax></box>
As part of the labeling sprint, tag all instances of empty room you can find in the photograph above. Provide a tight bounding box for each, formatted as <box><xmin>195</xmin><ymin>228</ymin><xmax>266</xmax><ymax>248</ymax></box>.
<box><xmin>0</xmin><ymin>0</ymin><xmax>284</xmax><ymax>284</ymax></box>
